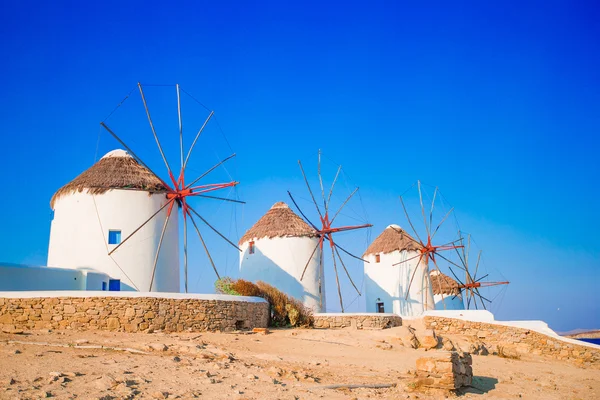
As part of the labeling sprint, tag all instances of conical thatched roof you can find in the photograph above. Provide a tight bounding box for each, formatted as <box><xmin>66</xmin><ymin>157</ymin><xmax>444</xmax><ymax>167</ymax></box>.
<box><xmin>50</xmin><ymin>149</ymin><xmax>168</xmax><ymax>209</ymax></box>
<box><xmin>239</xmin><ymin>202</ymin><xmax>317</xmax><ymax>245</ymax></box>
<box><xmin>430</xmin><ymin>269</ymin><xmax>461</xmax><ymax>296</ymax></box>
<box><xmin>363</xmin><ymin>224</ymin><xmax>422</xmax><ymax>256</ymax></box>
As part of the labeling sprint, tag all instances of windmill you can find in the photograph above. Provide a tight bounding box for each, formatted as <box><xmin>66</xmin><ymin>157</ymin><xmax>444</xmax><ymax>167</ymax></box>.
<box><xmin>448</xmin><ymin>233</ymin><xmax>510</xmax><ymax>310</ymax></box>
<box><xmin>287</xmin><ymin>150</ymin><xmax>372</xmax><ymax>312</ymax></box>
<box><xmin>98</xmin><ymin>83</ymin><xmax>243</xmax><ymax>292</ymax></box>
<box><xmin>394</xmin><ymin>181</ymin><xmax>466</xmax><ymax>310</ymax></box>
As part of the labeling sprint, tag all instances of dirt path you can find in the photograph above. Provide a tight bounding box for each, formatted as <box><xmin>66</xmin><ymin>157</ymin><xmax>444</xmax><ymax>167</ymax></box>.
<box><xmin>1</xmin><ymin>328</ymin><xmax>599</xmax><ymax>399</ymax></box>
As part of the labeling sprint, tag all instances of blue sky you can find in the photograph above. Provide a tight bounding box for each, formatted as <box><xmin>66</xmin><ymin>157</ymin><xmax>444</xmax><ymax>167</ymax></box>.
<box><xmin>0</xmin><ymin>1</ymin><xmax>598</xmax><ymax>332</ymax></box>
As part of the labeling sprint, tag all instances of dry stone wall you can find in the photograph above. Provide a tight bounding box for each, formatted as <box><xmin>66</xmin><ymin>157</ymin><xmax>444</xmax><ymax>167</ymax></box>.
<box><xmin>313</xmin><ymin>313</ymin><xmax>402</xmax><ymax>330</ymax></box>
<box><xmin>415</xmin><ymin>351</ymin><xmax>473</xmax><ymax>389</ymax></box>
<box><xmin>424</xmin><ymin>316</ymin><xmax>600</xmax><ymax>368</ymax></box>
<box><xmin>0</xmin><ymin>295</ymin><xmax>269</xmax><ymax>333</ymax></box>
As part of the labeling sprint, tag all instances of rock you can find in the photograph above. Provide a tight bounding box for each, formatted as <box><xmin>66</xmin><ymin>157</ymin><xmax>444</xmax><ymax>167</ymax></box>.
<box><xmin>151</xmin><ymin>391</ymin><xmax>169</xmax><ymax>399</ymax></box>
<box><xmin>418</xmin><ymin>330</ymin><xmax>439</xmax><ymax>350</ymax></box>
<box><xmin>246</xmin><ymin>374</ymin><xmax>257</xmax><ymax>380</ymax></box>
<box><xmin>396</xmin><ymin>326</ymin><xmax>420</xmax><ymax>349</ymax></box>
<box><xmin>75</xmin><ymin>339</ymin><xmax>89</xmax><ymax>345</ymax></box>
<box><xmin>95</xmin><ymin>375</ymin><xmax>117</xmax><ymax>391</ymax></box>
<box><xmin>13</xmin><ymin>349</ymin><xmax>22</xmax><ymax>354</ymax></box>
<box><xmin>173</xmin><ymin>356</ymin><xmax>181</xmax><ymax>362</ymax></box>
<box><xmin>252</xmin><ymin>328</ymin><xmax>269</xmax><ymax>334</ymax></box>
<box><xmin>148</xmin><ymin>343</ymin><xmax>168</xmax><ymax>352</ymax></box>
<box><xmin>442</xmin><ymin>337</ymin><xmax>455</xmax><ymax>351</ymax></box>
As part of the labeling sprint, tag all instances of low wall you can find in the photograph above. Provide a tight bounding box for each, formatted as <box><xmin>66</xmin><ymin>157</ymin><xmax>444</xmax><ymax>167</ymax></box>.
<box><xmin>314</xmin><ymin>313</ymin><xmax>402</xmax><ymax>330</ymax></box>
<box><xmin>424</xmin><ymin>316</ymin><xmax>600</xmax><ymax>367</ymax></box>
<box><xmin>0</xmin><ymin>291</ymin><xmax>269</xmax><ymax>333</ymax></box>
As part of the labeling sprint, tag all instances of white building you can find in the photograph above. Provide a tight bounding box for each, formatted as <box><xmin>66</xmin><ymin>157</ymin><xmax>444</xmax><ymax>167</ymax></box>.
<box><xmin>363</xmin><ymin>224</ymin><xmax>434</xmax><ymax>316</ymax></box>
<box><xmin>430</xmin><ymin>269</ymin><xmax>465</xmax><ymax>310</ymax></box>
<box><xmin>0</xmin><ymin>263</ymin><xmax>110</xmax><ymax>291</ymax></box>
<box><xmin>239</xmin><ymin>202</ymin><xmax>324</xmax><ymax>312</ymax></box>
<box><xmin>47</xmin><ymin>149</ymin><xmax>180</xmax><ymax>292</ymax></box>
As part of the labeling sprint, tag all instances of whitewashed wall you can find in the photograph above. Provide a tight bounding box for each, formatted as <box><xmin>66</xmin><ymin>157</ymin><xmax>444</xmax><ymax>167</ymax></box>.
<box><xmin>433</xmin><ymin>293</ymin><xmax>465</xmax><ymax>310</ymax></box>
<box><xmin>239</xmin><ymin>236</ymin><xmax>324</xmax><ymax>312</ymax></box>
<box><xmin>0</xmin><ymin>263</ymin><xmax>109</xmax><ymax>291</ymax></box>
<box><xmin>364</xmin><ymin>250</ymin><xmax>435</xmax><ymax>316</ymax></box>
<box><xmin>48</xmin><ymin>190</ymin><xmax>179</xmax><ymax>292</ymax></box>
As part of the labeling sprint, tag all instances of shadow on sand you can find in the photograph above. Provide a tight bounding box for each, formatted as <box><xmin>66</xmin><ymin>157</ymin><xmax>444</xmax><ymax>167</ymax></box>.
<box><xmin>457</xmin><ymin>376</ymin><xmax>498</xmax><ymax>396</ymax></box>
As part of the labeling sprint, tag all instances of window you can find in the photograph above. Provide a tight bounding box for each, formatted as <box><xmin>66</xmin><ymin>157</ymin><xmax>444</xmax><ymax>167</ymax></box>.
<box><xmin>375</xmin><ymin>254</ymin><xmax>381</xmax><ymax>263</ymax></box>
<box><xmin>108</xmin><ymin>230</ymin><xmax>121</xmax><ymax>245</ymax></box>
<box><xmin>249</xmin><ymin>241</ymin><xmax>255</xmax><ymax>255</ymax></box>
<box><xmin>108</xmin><ymin>279</ymin><xmax>121</xmax><ymax>291</ymax></box>
<box><xmin>376</xmin><ymin>302</ymin><xmax>385</xmax><ymax>313</ymax></box>
<box><xmin>102</xmin><ymin>282</ymin><xmax>107</xmax><ymax>291</ymax></box>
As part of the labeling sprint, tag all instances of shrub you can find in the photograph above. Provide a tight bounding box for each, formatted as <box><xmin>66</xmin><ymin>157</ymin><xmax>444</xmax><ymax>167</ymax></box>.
<box><xmin>214</xmin><ymin>277</ymin><xmax>240</xmax><ymax>296</ymax></box>
<box><xmin>214</xmin><ymin>277</ymin><xmax>313</xmax><ymax>328</ymax></box>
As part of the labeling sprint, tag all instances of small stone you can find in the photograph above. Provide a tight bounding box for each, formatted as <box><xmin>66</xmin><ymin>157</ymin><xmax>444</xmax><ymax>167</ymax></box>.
<box><xmin>173</xmin><ymin>356</ymin><xmax>181</xmax><ymax>362</ymax></box>
<box><xmin>151</xmin><ymin>391</ymin><xmax>168</xmax><ymax>399</ymax></box>
<box><xmin>13</xmin><ymin>349</ymin><xmax>22</xmax><ymax>354</ymax></box>
<box><xmin>246</xmin><ymin>374</ymin><xmax>257</xmax><ymax>380</ymax></box>
<box><xmin>148</xmin><ymin>343</ymin><xmax>168</xmax><ymax>352</ymax></box>
<box><xmin>252</xmin><ymin>328</ymin><xmax>269</xmax><ymax>335</ymax></box>
<box><xmin>75</xmin><ymin>339</ymin><xmax>89</xmax><ymax>345</ymax></box>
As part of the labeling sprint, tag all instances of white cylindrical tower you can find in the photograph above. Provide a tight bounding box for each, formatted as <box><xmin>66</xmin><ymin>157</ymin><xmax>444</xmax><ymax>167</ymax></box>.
<box><xmin>47</xmin><ymin>149</ymin><xmax>180</xmax><ymax>292</ymax></box>
<box><xmin>239</xmin><ymin>202</ymin><xmax>324</xmax><ymax>312</ymax></box>
<box><xmin>363</xmin><ymin>224</ymin><xmax>434</xmax><ymax>316</ymax></box>
<box><xmin>430</xmin><ymin>269</ymin><xmax>465</xmax><ymax>310</ymax></box>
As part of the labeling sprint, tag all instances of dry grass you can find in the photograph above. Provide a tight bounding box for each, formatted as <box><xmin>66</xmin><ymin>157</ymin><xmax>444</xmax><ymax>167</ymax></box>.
<box><xmin>215</xmin><ymin>278</ymin><xmax>314</xmax><ymax>328</ymax></box>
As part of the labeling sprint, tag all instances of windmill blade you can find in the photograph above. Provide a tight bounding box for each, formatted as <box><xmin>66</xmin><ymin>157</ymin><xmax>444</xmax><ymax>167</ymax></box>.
<box><xmin>183</xmin><ymin>209</ymin><xmax>188</xmax><ymax>293</ymax></box>
<box><xmin>287</xmin><ymin>191</ymin><xmax>319</xmax><ymax>230</ymax></box>
<box><xmin>330</xmin><ymin>187</ymin><xmax>359</xmax><ymax>224</ymax></box>
<box><xmin>185</xmin><ymin>153</ymin><xmax>236</xmax><ymax>189</ymax></box>
<box><xmin>192</xmin><ymin>194</ymin><xmax>246</xmax><ymax>204</ymax></box>
<box><xmin>100</xmin><ymin>122</ymin><xmax>172</xmax><ymax>190</ymax></box>
<box><xmin>436</xmin><ymin>253</ymin><xmax>467</xmax><ymax>271</ymax></box>
<box><xmin>176</xmin><ymin>84</ymin><xmax>184</xmax><ymax>170</ymax></box>
<box><xmin>326</xmin><ymin>165</ymin><xmax>342</xmax><ymax>214</ymax></box>
<box><xmin>183</xmin><ymin>110</ymin><xmax>214</xmax><ymax>170</ymax></box>
<box><xmin>400</xmin><ymin>196</ymin><xmax>424</xmax><ymax>245</ymax></box>
<box><xmin>108</xmin><ymin>199</ymin><xmax>175</xmax><ymax>255</ymax></box>
<box><xmin>404</xmin><ymin>255</ymin><xmax>423</xmax><ymax>300</ymax></box>
<box><xmin>475</xmin><ymin>274</ymin><xmax>490</xmax><ymax>283</ymax></box>
<box><xmin>333</xmin><ymin>244</ymin><xmax>361</xmax><ymax>295</ymax></box>
<box><xmin>474</xmin><ymin>250</ymin><xmax>482</xmax><ymax>280</ymax></box>
<box><xmin>474</xmin><ymin>288</ymin><xmax>491</xmax><ymax>304</ymax></box>
<box><xmin>417</xmin><ymin>181</ymin><xmax>431</xmax><ymax>238</ymax></box>
<box><xmin>392</xmin><ymin>253</ymin><xmax>422</xmax><ymax>266</ymax></box>
<box><xmin>429</xmin><ymin>186</ymin><xmax>438</xmax><ymax>235</ymax></box>
<box><xmin>318</xmin><ymin>149</ymin><xmax>327</xmax><ymax>211</ymax></box>
<box><xmin>300</xmin><ymin>237</ymin><xmax>323</xmax><ymax>281</ymax></box>
<box><xmin>148</xmin><ymin>201</ymin><xmax>175</xmax><ymax>291</ymax></box>
<box><xmin>187</xmin><ymin>204</ymin><xmax>241</xmax><ymax>251</ymax></box>
<box><xmin>187</xmin><ymin>209</ymin><xmax>221</xmax><ymax>279</ymax></box>
<box><xmin>430</xmin><ymin>256</ymin><xmax>447</xmax><ymax>310</ymax></box>
<box><xmin>330</xmin><ymin>242</ymin><xmax>344</xmax><ymax>312</ymax></box>
<box><xmin>329</xmin><ymin>240</ymin><xmax>368</xmax><ymax>263</ymax></box>
<box><xmin>431</xmin><ymin>207</ymin><xmax>455</xmax><ymax>239</ymax></box>
<box><xmin>138</xmin><ymin>83</ymin><xmax>174</xmax><ymax>178</ymax></box>
<box><xmin>298</xmin><ymin>160</ymin><xmax>324</xmax><ymax>219</ymax></box>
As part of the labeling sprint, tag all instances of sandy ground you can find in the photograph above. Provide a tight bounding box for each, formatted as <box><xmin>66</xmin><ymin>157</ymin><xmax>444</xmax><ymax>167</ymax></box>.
<box><xmin>1</xmin><ymin>327</ymin><xmax>599</xmax><ymax>400</ymax></box>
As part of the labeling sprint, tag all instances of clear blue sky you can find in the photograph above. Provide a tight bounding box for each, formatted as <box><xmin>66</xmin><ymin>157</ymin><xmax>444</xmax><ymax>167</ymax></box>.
<box><xmin>0</xmin><ymin>1</ymin><xmax>598</xmax><ymax>332</ymax></box>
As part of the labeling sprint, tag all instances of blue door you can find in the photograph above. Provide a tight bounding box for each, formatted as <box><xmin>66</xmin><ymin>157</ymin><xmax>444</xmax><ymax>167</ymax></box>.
<box><xmin>108</xmin><ymin>279</ymin><xmax>121</xmax><ymax>291</ymax></box>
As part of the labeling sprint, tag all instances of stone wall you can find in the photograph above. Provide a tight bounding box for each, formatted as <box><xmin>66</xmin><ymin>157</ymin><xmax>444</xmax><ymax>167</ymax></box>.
<box><xmin>0</xmin><ymin>295</ymin><xmax>269</xmax><ymax>333</ymax></box>
<box><xmin>415</xmin><ymin>351</ymin><xmax>473</xmax><ymax>389</ymax></box>
<box><xmin>424</xmin><ymin>316</ymin><xmax>600</xmax><ymax>368</ymax></box>
<box><xmin>313</xmin><ymin>313</ymin><xmax>402</xmax><ymax>330</ymax></box>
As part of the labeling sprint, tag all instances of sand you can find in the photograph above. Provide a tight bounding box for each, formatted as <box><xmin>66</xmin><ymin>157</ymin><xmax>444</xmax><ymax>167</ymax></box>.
<box><xmin>1</xmin><ymin>327</ymin><xmax>599</xmax><ymax>399</ymax></box>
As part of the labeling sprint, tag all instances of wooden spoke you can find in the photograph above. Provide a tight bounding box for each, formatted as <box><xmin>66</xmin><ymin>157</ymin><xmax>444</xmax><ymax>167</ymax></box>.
<box><xmin>474</xmin><ymin>250</ymin><xmax>482</xmax><ymax>280</ymax></box>
<box><xmin>184</xmin><ymin>110</ymin><xmax>214</xmax><ymax>170</ymax></box>
<box><xmin>100</xmin><ymin>122</ymin><xmax>172</xmax><ymax>190</ymax></box>
<box><xmin>192</xmin><ymin>194</ymin><xmax>246</xmax><ymax>204</ymax></box>
<box><xmin>430</xmin><ymin>256</ymin><xmax>447</xmax><ymax>310</ymax></box>
<box><xmin>298</xmin><ymin>160</ymin><xmax>323</xmax><ymax>218</ymax></box>
<box><xmin>404</xmin><ymin>255</ymin><xmax>423</xmax><ymax>300</ymax></box>
<box><xmin>108</xmin><ymin>199</ymin><xmax>175</xmax><ymax>255</ymax></box>
<box><xmin>318</xmin><ymin>149</ymin><xmax>327</xmax><ymax>211</ymax></box>
<box><xmin>400</xmin><ymin>196</ymin><xmax>424</xmax><ymax>245</ymax></box>
<box><xmin>418</xmin><ymin>181</ymin><xmax>431</xmax><ymax>238</ymax></box>
<box><xmin>300</xmin><ymin>237</ymin><xmax>323</xmax><ymax>281</ymax></box>
<box><xmin>187</xmin><ymin>209</ymin><xmax>220</xmax><ymax>279</ymax></box>
<box><xmin>177</xmin><ymin>84</ymin><xmax>184</xmax><ymax>169</ymax></box>
<box><xmin>330</xmin><ymin>187</ymin><xmax>359</xmax><ymax>224</ymax></box>
<box><xmin>187</xmin><ymin>204</ymin><xmax>241</xmax><ymax>251</ymax></box>
<box><xmin>333</xmin><ymin>245</ymin><xmax>361</xmax><ymax>295</ymax></box>
<box><xmin>431</xmin><ymin>207</ymin><xmax>454</xmax><ymax>239</ymax></box>
<box><xmin>330</xmin><ymin>240</ymin><xmax>368</xmax><ymax>263</ymax></box>
<box><xmin>330</xmin><ymin>243</ymin><xmax>344</xmax><ymax>312</ymax></box>
<box><xmin>436</xmin><ymin>253</ymin><xmax>467</xmax><ymax>271</ymax></box>
<box><xmin>392</xmin><ymin>253</ymin><xmax>422</xmax><ymax>266</ymax></box>
<box><xmin>185</xmin><ymin>153</ymin><xmax>236</xmax><ymax>189</ymax></box>
<box><xmin>326</xmin><ymin>165</ymin><xmax>342</xmax><ymax>214</ymax></box>
<box><xmin>138</xmin><ymin>83</ymin><xmax>174</xmax><ymax>177</ymax></box>
<box><xmin>148</xmin><ymin>201</ymin><xmax>175</xmax><ymax>291</ymax></box>
<box><xmin>429</xmin><ymin>186</ymin><xmax>438</xmax><ymax>235</ymax></box>
<box><xmin>183</xmin><ymin>209</ymin><xmax>188</xmax><ymax>293</ymax></box>
<box><xmin>287</xmin><ymin>191</ymin><xmax>319</xmax><ymax>231</ymax></box>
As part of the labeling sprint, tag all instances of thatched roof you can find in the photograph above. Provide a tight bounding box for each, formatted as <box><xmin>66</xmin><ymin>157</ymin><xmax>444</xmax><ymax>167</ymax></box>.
<box><xmin>239</xmin><ymin>202</ymin><xmax>317</xmax><ymax>245</ymax></box>
<box><xmin>363</xmin><ymin>224</ymin><xmax>422</xmax><ymax>256</ymax></box>
<box><xmin>50</xmin><ymin>149</ymin><xmax>167</xmax><ymax>209</ymax></box>
<box><xmin>430</xmin><ymin>270</ymin><xmax>461</xmax><ymax>296</ymax></box>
